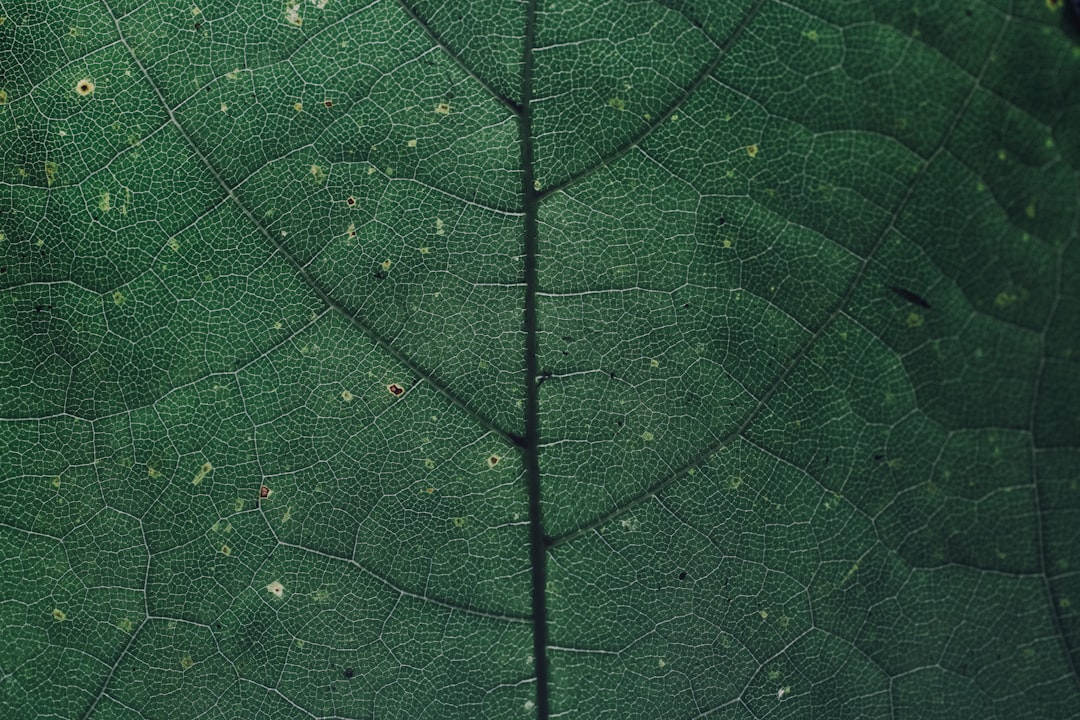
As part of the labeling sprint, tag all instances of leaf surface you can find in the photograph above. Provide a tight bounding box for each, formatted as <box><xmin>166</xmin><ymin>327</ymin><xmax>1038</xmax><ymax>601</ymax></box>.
<box><xmin>1</xmin><ymin>1</ymin><xmax>1079</xmax><ymax>718</ymax></box>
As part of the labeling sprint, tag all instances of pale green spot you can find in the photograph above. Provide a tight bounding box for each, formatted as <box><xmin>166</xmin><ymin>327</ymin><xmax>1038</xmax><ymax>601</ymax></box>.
<box><xmin>112</xmin><ymin>291</ymin><xmax>126</xmax><ymax>306</ymax></box>
<box><xmin>180</xmin><ymin>655</ymin><xmax>194</xmax><ymax>670</ymax></box>
<box><xmin>608</xmin><ymin>97</ymin><xmax>626</xmax><ymax>111</ymax></box>
<box><xmin>192</xmin><ymin>461</ymin><xmax>213</xmax><ymax>485</ymax></box>
<box><xmin>52</xmin><ymin>608</ymin><xmax>66</xmax><ymax>622</ymax></box>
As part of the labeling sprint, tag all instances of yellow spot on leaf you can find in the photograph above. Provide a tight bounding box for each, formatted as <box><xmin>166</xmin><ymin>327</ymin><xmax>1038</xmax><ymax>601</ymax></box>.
<box><xmin>487</xmin><ymin>454</ymin><xmax>501</xmax><ymax>468</ymax></box>
<box><xmin>0</xmin><ymin>89</ymin><xmax>7</xmax><ymax>105</ymax></box>
<box><xmin>341</xmin><ymin>389</ymin><xmax>353</xmax><ymax>401</ymax></box>
<box><xmin>99</xmin><ymin>191</ymin><xmax>111</xmax><ymax>212</ymax></box>
<box><xmin>434</xmin><ymin>102</ymin><xmax>451</xmax><ymax>115</ymax></box>
<box><xmin>381</xmin><ymin>259</ymin><xmax>392</xmax><ymax>271</ymax></box>
<box><xmin>803</xmin><ymin>29</ymin><xmax>819</xmax><ymax>41</ymax></box>
<box><xmin>118</xmin><ymin>618</ymin><xmax>133</xmax><ymax>632</ymax></box>
<box><xmin>266</xmin><ymin>580</ymin><xmax>285</xmax><ymax>597</ymax></box>
<box><xmin>435</xmin><ymin>218</ymin><xmax>445</xmax><ymax>236</ymax></box>
<box><xmin>75</xmin><ymin>79</ymin><xmax>95</xmax><ymax>96</ymax></box>
<box><xmin>112</xmin><ymin>291</ymin><xmax>125</xmax><ymax>306</ymax></box>
<box><xmin>293</xmin><ymin>102</ymin><xmax>303</xmax><ymax>112</ymax></box>
<box><xmin>649</xmin><ymin>358</ymin><xmax>660</xmax><ymax>368</ymax></box>
<box><xmin>407</xmin><ymin>139</ymin><xmax>417</xmax><ymax>148</ymax></box>
<box><xmin>52</xmin><ymin>608</ymin><xmax>66</xmax><ymax>622</ymax></box>
<box><xmin>906</xmin><ymin>312</ymin><xmax>924</xmax><ymax>328</ymax></box>
<box><xmin>220</xmin><ymin>102</ymin><xmax>228</xmax><ymax>112</ymax></box>
<box><xmin>452</xmin><ymin>516</ymin><xmax>467</xmax><ymax>528</ymax></box>
<box><xmin>44</xmin><ymin>161</ymin><xmax>58</xmax><ymax>186</ymax></box>
<box><xmin>419</xmin><ymin>246</ymin><xmax>430</xmax><ymax>255</ymax></box>
<box><xmin>608</xmin><ymin>97</ymin><xmax>626</xmax><ymax>110</ymax></box>
<box><xmin>995</xmin><ymin>291</ymin><xmax>1018</xmax><ymax>308</ymax></box>
<box><xmin>642</xmin><ymin>431</ymin><xmax>654</xmax><ymax>441</ymax></box>
<box><xmin>168</xmin><ymin>237</ymin><xmax>180</xmax><ymax>251</ymax></box>
<box><xmin>746</xmin><ymin>144</ymin><xmax>759</xmax><ymax>158</ymax></box>
<box><xmin>424</xmin><ymin>458</ymin><xmax>435</xmax><ymax>469</ymax></box>
<box><xmin>533</xmin><ymin>179</ymin><xmax>541</xmax><ymax>191</ymax></box>
<box><xmin>220</xmin><ymin>544</ymin><xmax>231</xmax><ymax>556</ymax></box>
<box><xmin>192</xmin><ymin>461</ymin><xmax>213</xmax><ymax>485</ymax></box>
<box><xmin>285</xmin><ymin>1</ymin><xmax>302</xmax><ymax>26</ymax></box>
<box><xmin>180</xmin><ymin>655</ymin><xmax>194</xmax><ymax>670</ymax></box>
<box><xmin>759</xmin><ymin>610</ymin><xmax>768</xmax><ymax>620</ymax></box>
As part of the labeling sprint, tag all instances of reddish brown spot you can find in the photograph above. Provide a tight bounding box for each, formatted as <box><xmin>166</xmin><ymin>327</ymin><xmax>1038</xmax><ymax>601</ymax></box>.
<box><xmin>259</xmin><ymin>485</ymin><xmax>270</xmax><ymax>498</ymax></box>
<box><xmin>487</xmin><ymin>455</ymin><xmax>500</xmax><ymax>467</ymax></box>
<box><xmin>346</xmin><ymin>196</ymin><xmax>356</xmax><ymax>207</ymax></box>
<box><xmin>324</xmin><ymin>99</ymin><xmax>333</xmax><ymax>108</ymax></box>
<box><xmin>388</xmin><ymin>383</ymin><xmax>405</xmax><ymax>397</ymax></box>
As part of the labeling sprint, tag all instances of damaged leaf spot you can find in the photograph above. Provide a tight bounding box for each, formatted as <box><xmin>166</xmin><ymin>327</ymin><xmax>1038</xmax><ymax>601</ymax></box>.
<box><xmin>192</xmin><ymin>461</ymin><xmax>213</xmax><ymax>485</ymax></box>
<box><xmin>266</xmin><ymin>580</ymin><xmax>285</xmax><ymax>597</ymax></box>
<box><xmin>434</xmin><ymin>102</ymin><xmax>451</xmax><ymax>115</ymax></box>
<box><xmin>387</xmin><ymin>383</ymin><xmax>405</xmax><ymax>397</ymax></box>
<box><xmin>75</xmin><ymin>79</ymin><xmax>95</xmax><ymax>96</ymax></box>
<box><xmin>487</xmin><ymin>454</ymin><xmax>501</xmax><ymax>468</ymax></box>
<box><xmin>746</xmin><ymin>144</ymin><xmax>759</xmax><ymax>158</ymax></box>
<box><xmin>341</xmin><ymin>389</ymin><xmax>353</xmax><ymax>401</ymax></box>
<box><xmin>260</xmin><ymin>485</ymin><xmax>271</xmax><ymax>499</ymax></box>
<box><xmin>52</xmin><ymin>608</ymin><xmax>67</xmax><ymax>622</ymax></box>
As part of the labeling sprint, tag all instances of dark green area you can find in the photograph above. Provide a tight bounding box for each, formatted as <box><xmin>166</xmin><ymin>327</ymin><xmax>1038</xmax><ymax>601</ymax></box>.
<box><xmin>1</xmin><ymin>1</ymin><xmax>1078</xmax><ymax>718</ymax></box>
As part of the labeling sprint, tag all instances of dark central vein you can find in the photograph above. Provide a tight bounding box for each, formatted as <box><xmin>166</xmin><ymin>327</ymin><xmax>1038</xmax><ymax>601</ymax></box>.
<box><xmin>519</xmin><ymin>1</ymin><xmax>549</xmax><ymax>718</ymax></box>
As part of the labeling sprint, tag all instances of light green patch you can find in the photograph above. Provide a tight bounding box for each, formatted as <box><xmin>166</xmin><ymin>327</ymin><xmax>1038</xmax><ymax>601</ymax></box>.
<box><xmin>608</xmin><ymin>97</ymin><xmax>626</xmax><ymax>111</ymax></box>
<box><xmin>52</xmin><ymin>608</ymin><xmax>66</xmax><ymax>622</ymax></box>
<box><xmin>180</xmin><ymin>655</ymin><xmax>194</xmax><ymax>670</ymax></box>
<box><xmin>192</xmin><ymin>461</ymin><xmax>213</xmax><ymax>485</ymax></box>
<box><xmin>112</xmin><ymin>291</ymin><xmax>126</xmax><ymax>306</ymax></box>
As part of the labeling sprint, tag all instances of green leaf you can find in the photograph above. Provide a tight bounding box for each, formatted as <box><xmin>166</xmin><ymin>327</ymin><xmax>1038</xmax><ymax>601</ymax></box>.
<box><xmin>2</xmin><ymin>1</ymin><xmax>1078</xmax><ymax>718</ymax></box>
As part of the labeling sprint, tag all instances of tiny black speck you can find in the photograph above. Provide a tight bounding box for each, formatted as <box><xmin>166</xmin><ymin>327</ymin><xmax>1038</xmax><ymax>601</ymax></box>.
<box><xmin>679</xmin><ymin>571</ymin><xmax>688</xmax><ymax>581</ymax></box>
<box><xmin>343</xmin><ymin>668</ymin><xmax>354</xmax><ymax>679</ymax></box>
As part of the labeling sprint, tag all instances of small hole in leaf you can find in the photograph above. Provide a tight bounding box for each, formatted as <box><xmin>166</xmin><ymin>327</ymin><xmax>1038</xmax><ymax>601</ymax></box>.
<box><xmin>487</xmin><ymin>454</ymin><xmax>500</xmax><ymax>468</ymax></box>
<box><xmin>324</xmin><ymin>99</ymin><xmax>333</xmax><ymax>108</ymax></box>
<box><xmin>346</xmin><ymin>196</ymin><xmax>356</xmax><ymax>207</ymax></box>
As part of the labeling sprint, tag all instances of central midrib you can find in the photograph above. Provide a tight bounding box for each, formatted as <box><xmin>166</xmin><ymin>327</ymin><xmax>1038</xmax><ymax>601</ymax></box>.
<box><xmin>518</xmin><ymin>0</ymin><xmax>549</xmax><ymax>718</ymax></box>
